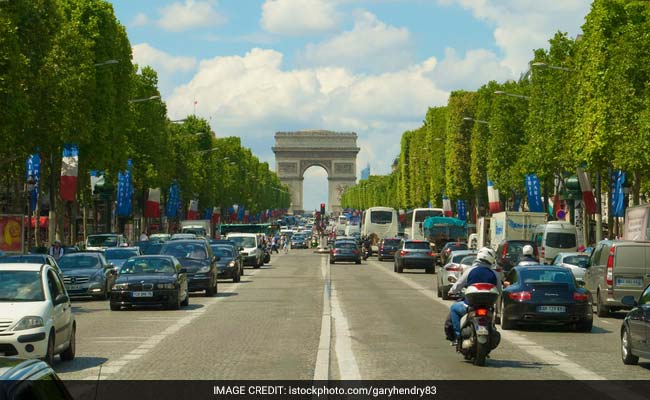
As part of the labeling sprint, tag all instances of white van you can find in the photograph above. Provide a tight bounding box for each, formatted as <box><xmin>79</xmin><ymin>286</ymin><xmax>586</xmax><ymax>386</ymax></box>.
<box><xmin>531</xmin><ymin>221</ymin><xmax>577</xmax><ymax>264</ymax></box>
<box><xmin>226</xmin><ymin>233</ymin><xmax>264</xmax><ymax>268</ymax></box>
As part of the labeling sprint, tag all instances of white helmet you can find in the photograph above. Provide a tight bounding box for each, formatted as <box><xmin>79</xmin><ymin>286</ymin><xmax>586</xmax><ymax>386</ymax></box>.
<box><xmin>522</xmin><ymin>244</ymin><xmax>534</xmax><ymax>256</ymax></box>
<box><xmin>477</xmin><ymin>247</ymin><xmax>496</xmax><ymax>265</ymax></box>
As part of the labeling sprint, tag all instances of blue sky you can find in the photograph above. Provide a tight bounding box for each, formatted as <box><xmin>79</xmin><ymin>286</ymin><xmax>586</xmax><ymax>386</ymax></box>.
<box><xmin>109</xmin><ymin>0</ymin><xmax>589</xmax><ymax>211</ymax></box>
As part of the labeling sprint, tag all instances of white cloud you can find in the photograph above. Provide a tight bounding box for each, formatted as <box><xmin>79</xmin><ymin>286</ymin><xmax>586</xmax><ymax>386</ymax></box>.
<box><xmin>429</xmin><ymin>48</ymin><xmax>514</xmax><ymax>91</ymax></box>
<box><xmin>157</xmin><ymin>0</ymin><xmax>226</xmax><ymax>32</ymax></box>
<box><xmin>298</xmin><ymin>10</ymin><xmax>413</xmax><ymax>73</ymax></box>
<box><xmin>130</xmin><ymin>13</ymin><xmax>150</xmax><ymax>27</ymax></box>
<box><xmin>261</xmin><ymin>0</ymin><xmax>340</xmax><ymax>36</ymax></box>
<box><xmin>438</xmin><ymin>0</ymin><xmax>589</xmax><ymax>73</ymax></box>
<box><xmin>132</xmin><ymin>43</ymin><xmax>198</xmax><ymax>95</ymax></box>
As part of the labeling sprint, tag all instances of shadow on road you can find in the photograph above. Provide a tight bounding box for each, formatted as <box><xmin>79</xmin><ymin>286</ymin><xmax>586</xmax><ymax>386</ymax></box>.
<box><xmin>71</xmin><ymin>305</ymin><xmax>105</xmax><ymax>314</ymax></box>
<box><xmin>216</xmin><ymin>292</ymin><xmax>238</xmax><ymax>298</ymax></box>
<box><xmin>484</xmin><ymin>359</ymin><xmax>555</xmax><ymax>369</ymax></box>
<box><xmin>54</xmin><ymin>356</ymin><xmax>108</xmax><ymax>374</ymax></box>
<box><xmin>183</xmin><ymin>303</ymin><xmax>205</xmax><ymax>311</ymax></box>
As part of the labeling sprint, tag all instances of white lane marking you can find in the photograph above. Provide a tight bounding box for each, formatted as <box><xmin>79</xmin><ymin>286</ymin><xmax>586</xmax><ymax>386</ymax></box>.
<box><xmin>600</xmin><ymin>319</ymin><xmax>610</xmax><ymax>324</ymax></box>
<box><xmin>331</xmin><ymin>285</ymin><xmax>361</xmax><ymax>380</ymax></box>
<box><xmin>313</xmin><ymin>256</ymin><xmax>331</xmax><ymax>380</ymax></box>
<box><xmin>368</xmin><ymin>259</ymin><xmax>606</xmax><ymax>380</ymax></box>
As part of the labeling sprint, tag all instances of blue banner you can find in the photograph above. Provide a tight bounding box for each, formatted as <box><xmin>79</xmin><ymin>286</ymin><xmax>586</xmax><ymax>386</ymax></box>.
<box><xmin>26</xmin><ymin>153</ymin><xmax>41</xmax><ymax>211</ymax></box>
<box><xmin>456</xmin><ymin>200</ymin><xmax>466</xmax><ymax>221</ymax></box>
<box><xmin>166</xmin><ymin>182</ymin><xmax>180</xmax><ymax>218</ymax></box>
<box><xmin>612</xmin><ymin>170</ymin><xmax>626</xmax><ymax>218</ymax></box>
<box><xmin>116</xmin><ymin>160</ymin><xmax>133</xmax><ymax>217</ymax></box>
<box><xmin>203</xmin><ymin>208</ymin><xmax>212</xmax><ymax>220</ymax></box>
<box><xmin>237</xmin><ymin>206</ymin><xmax>245</xmax><ymax>221</ymax></box>
<box><xmin>525</xmin><ymin>174</ymin><xmax>544</xmax><ymax>213</ymax></box>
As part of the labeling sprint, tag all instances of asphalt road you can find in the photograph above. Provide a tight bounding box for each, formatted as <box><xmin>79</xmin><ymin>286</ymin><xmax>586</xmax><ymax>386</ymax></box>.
<box><xmin>54</xmin><ymin>250</ymin><xmax>650</xmax><ymax>386</ymax></box>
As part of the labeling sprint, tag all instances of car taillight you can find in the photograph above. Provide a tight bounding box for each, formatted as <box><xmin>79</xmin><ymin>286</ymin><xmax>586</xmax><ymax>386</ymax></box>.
<box><xmin>606</xmin><ymin>246</ymin><xmax>615</xmax><ymax>286</ymax></box>
<box><xmin>400</xmin><ymin>250</ymin><xmax>408</xmax><ymax>256</ymax></box>
<box><xmin>501</xmin><ymin>243</ymin><xmax>508</xmax><ymax>260</ymax></box>
<box><xmin>494</xmin><ymin>266</ymin><xmax>502</xmax><ymax>273</ymax></box>
<box><xmin>380</xmin><ymin>245</ymin><xmax>384</xmax><ymax>250</ymax></box>
<box><xmin>353</xmin><ymin>249</ymin><xmax>359</xmax><ymax>254</ymax></box>
<box><xmin>331</xmin><ymin>249</ymin><xmax>338</xmax><ymax>254</ymax></box>
<box><xmin>509</xmin><ymin>291</ymin><xmax>531</xmax><ymax>302</ymax></box>
<box><xmin>427</xmin><ymin>251</ymin><xmax>435</xmax><ymax>257</ymax></box>
<box><xmin>472</xmin><ymin>283</ymin><xmax>495</xmax><ymax>291</ymax></box>
<box><xmin>573</xmin><ymin>292</ymin><xmax>589</xmax><ymax>301</ymax></box>
<box><xmin>476</xmin><ymin>308</ymin><xmax>488</xmax><ymax>316</ymax></box>
<box><xmin>445</xmin><ymin>264</ymin><xmax>462</xmax><ymax>272</ymax></box>
<box><xmin>541</xmin><ymin>246</ymin><xmax>545</xmax><ymax>261</ymax></box>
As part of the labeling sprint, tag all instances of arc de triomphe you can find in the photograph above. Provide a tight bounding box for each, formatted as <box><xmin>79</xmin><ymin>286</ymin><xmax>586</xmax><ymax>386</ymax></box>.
<box><xmin>272</xmin><ymin>131</ymin><xmax>360</xmax><ymax>214</ymax></box>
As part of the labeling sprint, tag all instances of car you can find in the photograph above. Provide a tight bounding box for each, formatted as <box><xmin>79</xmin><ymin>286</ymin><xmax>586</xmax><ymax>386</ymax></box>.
<box><xmin>495</xmin><ymin>240</ymin><xmax>538</xmax><ymax>273</ymax></box>
<box><xmin>170</xmin><ymin>233</ymin><xmax>197</xmax><ymax>241</ymax></box>
<box><xmin>552</xmin><ymin>252</ymin><xmax>590</xmax><ymax>281</ymax></box>
<box><xmin>149</xmin><ymin>233</ymin><xmax>171</xmax><ymax>242</ymax></box>
<box><xmin>290</xmin><ymin>234</ymin><xmax>308</xmax><ymax>249</ymax></box>
<box><xmin>142</xmin><ymin>243</ymin><xmax>163</xmax><ymax>255</ymax></box>
<box><xmin>104</xmin><ymin>247</ymin><xmax>141</xmax><ymax>270</ymax></box>
<box><xmin>620</xmin><ymin>284</ymin><xmax>650</xmax><ymax>365</ymax></box>
<box><xmin>500</xmin><ymin>265</ymin><xmax>592</xmax><ymax>332</ymax></box>
<box><xmin>85</xmin><ymin>233</ymin><xmax>127</xmax><ymax>251</ymax></box>
<box><xmin>57</xmin><ymin>252</ymin><xmax>116</xmax><ymax>300</ymax></box>
<box><xmin>438</xmin><ymin>242</ymin><xmax>468</xmax><ymax>266</ymax></box>
<box><xmin>330</xmin><ymin>240</ymin><xmax>361</xmax><ymax>264</ymax></box>
<box><xmin>110</xmin><ymin>255</ymin><xmax>189</xmax><ymax>311</ymax></box>
<box><xmin>0</xmin><ymin>358</ymin><xmax>73</xmax><ymax>399</ymax></box>
<box><xmin>0</xmin><ymin>255</ymin><xmax>61</xmax><ymax>274</ymax></box>
<box><xmin>226</xmin><ymin>233</ymin><xmax>264</xmax><ymax>269</ymax></box>
<box><xmin>0</xmin><ymin>264</ymin><xmax>76</xmax><ymax>365</ymax></box>
<box><xmin>437</xmin><ymin>250</ymin><xmax>477</xmax><ymax>300</ymax></box>
<box><xmin>377</xmin><ymin>238</ymin><xmax>401</xmax><ymax>261</ymax></box>
<box><xmin>159</xmin><ymin>240</ymin><xmax>218</xmax><ymax>296</ymax></box>
<box><xmin>394</xmin><ymin>240</ymin><xmax>435</xmax><ymax>274</ymax></box>
<box><xmin>584</xmin><ymin>240</ymin><xmax>650</xmax><ymax>317</ymax></box>
<box><xmin>532</xmin><ymin>221</ymin><xmax>578</xmax><ymax>264</ymax></box>
<box><xmin>211</xmin><ymin>245</ymin><xmax>242</xmax><ymax>282</ymax></box>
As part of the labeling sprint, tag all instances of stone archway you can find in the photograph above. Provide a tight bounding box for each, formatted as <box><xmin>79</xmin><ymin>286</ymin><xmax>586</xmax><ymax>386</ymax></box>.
<box><xmin>272</xmin><ymin>131</ymin><xmax>360</xmax><ymax>214</ymax></box>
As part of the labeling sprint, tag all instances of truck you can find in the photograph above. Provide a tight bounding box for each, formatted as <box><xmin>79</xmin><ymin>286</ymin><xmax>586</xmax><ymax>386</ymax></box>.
<box><xmin>624</xmin><ymin>204</ymin><xmax>650</xmax><ymax>241</ymax></box>
<box><xmin>477</xmin><ymin>217</ymin><xmax>491</xmax><ymax>249</ymax></box>
<box><xmin>489</xmin><ymin>212</ymin><xmax>547</xmax><ymax>251</ymax></box>
<box><xmin>423</xmin><ymin>217</ymin><xmax>468</xmax><ymax>263</ymax></box>
<box><xmin>180</xmin><ymin>220</ymin><xmax>211</xmax><ymax>238</ymax></box>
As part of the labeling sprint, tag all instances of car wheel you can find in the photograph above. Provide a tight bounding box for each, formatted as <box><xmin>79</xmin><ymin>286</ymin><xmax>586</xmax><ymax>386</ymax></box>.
<box><xmin>501</xmin><ymin>301</ymin><xmax>515</xmax><ymax>330</ymax></box>
<box><xmin>60</xmin><ymin>324</ymin><xmax>76</xmax><ymax>361</ymax></box>
<box><xmin>436</xmin><ymin>283</ymin><xmax>442</xmax><ymax>298</ymax></box>
<box><xmin>93</xmin><ymin>284</ymin><xmax>109</xmax><ymax>301</ymax></box>
<box><xmin>355</xmin><ymin>259</ymin><xmax>361</xmax><ymax>265</ymax></box>
<box><xmin>426</xmin><ymin>267</ymin><xmax>434</xmax><ymax>274</ymax></box>
<box><xmin>378</xmin><ymin>256</ymin><xmax>383</xmax><ymax>262</ymax></box>
<box><xmin>596</xmin><ymin>291</ymin><xmax>610</xmax><ymax>317</ymax></box>
<box><xmin>169</xmin><ymin>292</ymin><xmax>181</xmax><ymax>310</ymax></box>
<box><xmin>254</xmin><ymin>260</ymin><xmax>261</xmax><ymax>269</ymax></box>
<box><xmin>397</xmin><ymin>263</ymin><xmax>403</xmax><ymax>273</ymax></box>
<box><xmin>576</xmin><ymin>319</ymin><xmax>593</xmax><ymax>333</ymax></box>
<box><xmin>233</xmin><ymin>270</ymin><xmax>241</xmax><ymax>283</ymax></box>
<box><xmin>180</xmin><ymin>292</ymin><xmax>189</xmax><ymax>307</ymax></box>
<box><xmin>110</xmin><ymin>302</ymin><xmax>121</xmax><ymax>311</ymax></box>
<box><xmin>206</xmin><ymin>282</ymin><xmax>217</xmax><ymax>297</ymax></box>
<box><xmin>441</xmin><ymin>288</ymin><xmax>450</xmax><ymax>300</ymax></box>
<box><xmin>240</xmin><ymin>266</ymin><xmax>244</xmax><ymax>276</ymax></box>
<box><xmin>330</xmin><ymin>258</ymin><xmax>335</xmax><ymax>264</ymax></box>
<box><xmin>43</xmin><ymin>332</ymin><xmax>55</xmax><ymax>366</ymax></box>
<box><xmin>621</xmin><ymin>326</ymin><xmax>639</xmax><ymax>365</ymax></box>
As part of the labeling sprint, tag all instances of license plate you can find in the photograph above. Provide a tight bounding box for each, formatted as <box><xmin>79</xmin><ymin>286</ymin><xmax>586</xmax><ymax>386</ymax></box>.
<box><xmin>132</xmin><ymin>291</ymin><xmax>153</xmax><ymax>298</ymax></box>
<box><xmin>475</xmin><ymin>325</ymin><xmax>489</xmax><ymax>336</ymax></box>
<box><xmin>66</xmin><ymin>284</ymin><xmax>81</xmax><ymax>290</ymax></box>
<box><xmin>537</xmin><ymin>305</ymin><xmax>566</xmax><ymax>313</ymax></box>
<box><xmin>615</xmin><ymin>277</ymin><xmax>643</xmax><ymax>287</ymax></box>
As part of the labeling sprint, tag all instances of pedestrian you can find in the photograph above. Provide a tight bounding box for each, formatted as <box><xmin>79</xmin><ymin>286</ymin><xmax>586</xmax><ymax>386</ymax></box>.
<box><xmin>139</xmin><ymin>231</ymin><xmax>149</xmax><ymax>241</ymax></box>
<box><xmin>282</xmin><ymin>235</ymin><xmax>289</xmax><ymax>254</ymax></box>
<box><xmin>49</xmin><ymin>240</ymin><xmax>64</xmax><ymax>261</ymax></box>
<box><xmin>272</xmin><ymin>235</ymin><xmax>279</xmax><ymax>254</ymax></box>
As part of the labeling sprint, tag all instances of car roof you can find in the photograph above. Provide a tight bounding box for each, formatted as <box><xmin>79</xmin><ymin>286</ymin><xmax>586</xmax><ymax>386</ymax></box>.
<box><xmin>450</xmin><ymin>250</ymin><xmax>477</xmax><ymax>257</ymax></box>
<box><xmin>0</xmin><ymin>358</ymin><xmax>51</xmax><ymax>380</ymax></box>
<box><xmin>130</xmin><ymin>255</ymin><xmax>176</xmax><ymax>260</ymax></box>
<box><xmin>163</xmin><ymin>239</ymin><xmax>206</xmax><ymax>244</ymax></box>
<box><xmin>63</xmin><ymin>252</ymin><xmax>101</xmax><ymax>257</ymax></box>
<box><xmin>105</xmin><ymin>247</ymin><xmax>139</xmax><ymax>251</ymax></box>
<box><xmin>514</xmin><ymin>265</ymin><xmax>568</xmax><ymax>272</ymax></box>
<box><xmin>0</xmin><ymin>263</ymin><xmax>47</xmax><ymax>272</ymax></box>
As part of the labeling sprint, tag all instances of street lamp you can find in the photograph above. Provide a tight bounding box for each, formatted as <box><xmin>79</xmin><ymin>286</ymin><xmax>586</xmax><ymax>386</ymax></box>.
<box><xmin>494</xmin><ymin>91</ymin><xmax>530</xmax><ymax>100</ymax></box>
<box><xmin>193</xmin><ymin>147</ymin><xmax>219</xmax><ymax>155</ymax></box>
<box><xmin>128</xmin><ymin>95</ymin><xmax>161</xmax><ymax>104</ymax></box>
<box><xmin>94</xmin><ymin>59</ymin><xmax>119</xmax><ymax>67</ymax></box>
<box><xmin>25</xmin><ymin>176</ymin><xmax>36</xmax><ymax>253</ymax></box>
<box><xmin>531</xmin><ymin>62</ymin><xmax>572</xmax><ymax>72</ymax></box>
<box><xmin>463</xmin><ymin>117</ymin><xmax>489</xmax><ymax>125</ymax></box>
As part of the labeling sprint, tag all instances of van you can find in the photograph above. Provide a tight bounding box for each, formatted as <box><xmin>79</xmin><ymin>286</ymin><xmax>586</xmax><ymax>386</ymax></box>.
<box><xmin>585</xmin><ymin>240</ymin><xmax>650</xmax><ymax>317</ymax></box>
<box><xmin>531</xmin><ymin>221</ymin><xmax>577</xmax><ymax>264</ymax></box>
<box><xmin>226</xmin><ymin>233</ymin><xmax>264</xmax><ymax>268</ymax></box>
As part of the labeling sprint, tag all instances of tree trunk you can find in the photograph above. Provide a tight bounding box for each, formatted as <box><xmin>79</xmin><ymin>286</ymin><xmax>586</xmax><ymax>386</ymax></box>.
<box><xmin>633</xmin><ymin>170</ymin><xmax>641</xmax><ymax>206</ymax></box>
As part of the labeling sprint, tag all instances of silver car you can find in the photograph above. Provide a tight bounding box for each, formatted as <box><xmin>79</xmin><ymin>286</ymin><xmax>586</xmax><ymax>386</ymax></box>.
<box><xmin>552</xmin><ymin>252</ymin><xmax>590</xmax><ymax>281</ymax></box>
<box><xmin>436</xmin><ymin>250</ymin><xmax>477</xmax><ymax>300</ymax></box>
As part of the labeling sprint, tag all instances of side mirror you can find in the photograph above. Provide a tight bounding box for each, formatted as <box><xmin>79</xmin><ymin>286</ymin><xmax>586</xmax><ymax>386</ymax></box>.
<box><xmin>621</xmin><ymin>296</ymin><xmax>637</xmax><ymax>307</ymax></box>
<box><xmin>575</xmin><ymin>279</ymin><xmax>585</xmax><ymax>287</ymax></box>
<box><xmin>179</xmin><ymin>268</ymin><xmax>188</xmax><ymax>274</ymax></box>
<box><xmin>54</xmin><ymin>293</ymin><xmax>69</xmax><ymax>305</ymax></box>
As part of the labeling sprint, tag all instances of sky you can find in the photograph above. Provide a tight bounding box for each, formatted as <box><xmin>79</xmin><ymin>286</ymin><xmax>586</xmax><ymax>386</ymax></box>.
<box><xmin>109</xmin><ymin>0</ymin><xmax>591</xmax><ymax>211</ymax></box>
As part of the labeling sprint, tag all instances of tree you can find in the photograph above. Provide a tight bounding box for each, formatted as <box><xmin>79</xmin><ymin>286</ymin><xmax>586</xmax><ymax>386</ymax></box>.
<box><xmin>445</xmin><ymin>91</ymin><xmax>476</xmax><ymax>202</ymax></box>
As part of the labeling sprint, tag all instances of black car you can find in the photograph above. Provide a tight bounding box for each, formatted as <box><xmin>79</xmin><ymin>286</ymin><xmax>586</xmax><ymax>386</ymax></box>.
<box><xmin>0</xmin><ymin>254</ymin><xmax>61</xmax><ymax>273</ymax></box>
<box><xmin>159</xmin><ymin>240</ymin><xmax>218</xmax><ymax>296</ymax></box>
<box><xmin>330</xmin><ymin>240</ymin><xmax>361</xmax><ymax>264</ymax></box>
<box><xmin>110</xmin><ymin>255</ymin><xmax>189</xmax><ymax>310</ymax></box>
<box><xmin>621</xmin><ymin>284</ymin><xmax>650</xmax><ymax>365</ymax></box>
<box><xmin>377</xmin><ymin>238</ymin><xmax>401</xmax><ymax>261</ymax></box>
<box><xmin>57</xmin><ymin>252</ymin><xmax>117</xmax><ymax>300</ymax></box>
<box><xmin>291</xmin><ymin>234</ymin><xmax>308</xmax><ymax>249</ymax></box>
<box><xmin>500</xmin><ymin>265</ymin><xmax>592</xmax><ymax>331</ymax></box>
<box><xmin>495</xmin><ymin>240</ymin><xmax>538</xmax><ymax>273</ymax></box>
<box><xmin>0</xmin><ymin>358</ymin><xmax>73</xmax><ymax>399</ymax></box>
<box><xmin>210</xmin><ymin>245</ymin><xmax>242</xmax><ymax>282</ymax></box>
<box><xmin>439</xmin><ymin>242</ymin><xmax>468</xmax><ymax>266</ymax></box>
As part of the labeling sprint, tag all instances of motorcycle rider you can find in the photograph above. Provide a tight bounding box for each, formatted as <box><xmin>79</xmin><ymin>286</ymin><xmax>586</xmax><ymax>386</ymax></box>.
<box><xmin>448</xmin><ymin>247</ymin><xmax>500</xmax><ymax>345</ymax></box>
<box><xmin>518</xmin><ymin>244</ymin><xmax>538</xmax><ymax>265</ymax></box>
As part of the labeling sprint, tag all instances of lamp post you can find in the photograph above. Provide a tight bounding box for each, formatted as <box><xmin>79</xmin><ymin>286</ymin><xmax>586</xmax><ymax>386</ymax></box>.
<box><xmin>531</xmin><ymin>62</ymin><xmax>572</xmax><ymax>72</ymax></box>
<box><xmin>24</xmin><ymin>176</ymin><xmax>36</xmax><ymax>253</ymax></box>
<box><xmin>128</xmin><ymin>95</ymin><xmax>161</xmax><ymax>104</ymax></box>
<box><xmin>494</xmin><ymin>91</ymin><xmax>530</xmax><ymax>100</ymax></box>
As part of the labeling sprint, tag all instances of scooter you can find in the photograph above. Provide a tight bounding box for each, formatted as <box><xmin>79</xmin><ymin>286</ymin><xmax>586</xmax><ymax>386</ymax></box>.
<box><xmin>449</xmin><ymin>276</ymin><xmax>501</xmax><ymax>366</ymax></box>
<box><xmin>361</xmin><ymin>244</ymin><xmax>371</xmax><ymax>260</ymax></box>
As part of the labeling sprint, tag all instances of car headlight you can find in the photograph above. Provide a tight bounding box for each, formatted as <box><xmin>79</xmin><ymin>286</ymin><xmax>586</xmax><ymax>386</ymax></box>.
<box><xmin>197</xmin><ymin>266</ymin><xmax>211</xmax><ymax>273</ymax></box>
<box><xmin>12</xmin><ymin>316</ymin><xmax>44</xmax><ymax>331</ymax></box>
<box><xmin>113</xmin><ymin>283</ymin><xmax>129</xmax><ymax>290</ymax></box>
<box><xmin>157</xmin><ymin>283</ymin><xmax>175</xmax><ymax>289</ymax></box>
<box><xmin>228</xmin><ymin>261</ymin><xmax>236</xmax><ymax>268</ymax></box>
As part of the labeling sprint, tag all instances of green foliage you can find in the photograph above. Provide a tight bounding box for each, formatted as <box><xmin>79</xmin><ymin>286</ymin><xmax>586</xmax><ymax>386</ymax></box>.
<box><xmin>445</xmin><ymin>91</ymin><xmax>476</xmax><ymax>200</ymax></box>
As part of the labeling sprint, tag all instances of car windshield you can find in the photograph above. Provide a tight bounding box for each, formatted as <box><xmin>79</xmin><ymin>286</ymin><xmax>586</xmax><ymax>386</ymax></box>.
<box><xmin>160</xmin><ymin>243</ymin><xmax>207</xmax><ymax>260</ymax></box>
<box><xmin>546</xmin><ymin>233</ymin><xmax>577</xmax><ymax>249</ymax></box>
<box><xmin>229</xmin><ymin>237</ymin><xmax>256</xmax><ymax>248</ymax></box>
<box><xmin>58</xmin><ymin>255</ymin><xmax>101</xmax><ymax>270</ymax></box>
<box><xmin>521</xmin><ymin>269</ymin><xmax>574</xmax><ymax>285</ymax></box>
<box><xmin>564</xmin><ymin>255</ymin><xmax>589</xmax><ymax>268</ymax></box>
<box><xmin>120</xmin><ymin>258</ymin><xmax>176</xmax><ymax>274</ymax></box>
<box><xmin>370</xmin><ymin>211</ymin><xmax>393</xmax><ymax>224</ymax></box>
<box><xmin>452</xmin><ymin>253</ymin><xmax>475</xmax><ymax>263</ymax></box>
<box><xmin>0</xmin><ymin>271</ymin><xmax>44</xmax><ymax>302</ymax></box>
<box><xmin>0</xmin><ymin>255</ymin><xmax>45</xmax><ymax>264</ymax></box>
<box><xmin>460</xmin><ymin>255</ymin><xmax>477</xmax><ymax>266</ymax></box>
<box><xmin>87</xmin><ymin>235</ymin><xmax>118</xmax><ymax>247</ymax></box>
<box><xmin>211</xmin><ymin>247</ymin><xmax>233</xmax><ymax>258</ymax></box>
<box><xmin>405</xmin><ymin>242</ymin><xmax>430</xmax><ymax>250</ymax></box>
<box><xmin>105</xmin><ymin>249</ymin><xmax>139</xmax><ymax>260</ymax></box>
<box><xmin>383</xmin><ymin>239</ymin><xmax>400</xmax><ymax>246</ymax></box>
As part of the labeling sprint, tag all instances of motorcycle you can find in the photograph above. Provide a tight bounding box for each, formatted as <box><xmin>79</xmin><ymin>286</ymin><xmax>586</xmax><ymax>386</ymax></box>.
<box><xmin>361</xmin><ymin>244</ymin><xmax>371</xmax><ymax>260</ymax></box>
<box><xmin>448</xmin><ymin>276</ymin><xmax>501</xmax><ymax>366</ymax></box>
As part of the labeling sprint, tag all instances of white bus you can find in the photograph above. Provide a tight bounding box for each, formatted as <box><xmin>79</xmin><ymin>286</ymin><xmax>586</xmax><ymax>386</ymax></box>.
<box><xmin>404</xmin><ymin>208</ymin><xmax>444</xmax><ymax>241</ymax></box>
<box><xmin>361</xmin><ymin>207</ymin><xmax>399</xmax><ymax>248</ymax></box>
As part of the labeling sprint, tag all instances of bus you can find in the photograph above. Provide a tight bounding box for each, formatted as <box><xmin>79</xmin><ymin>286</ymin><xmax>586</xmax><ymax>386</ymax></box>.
<box><xmin>360</xmin><ymin>207</ymin><xmax>399</xmax><ymax>248</ymax></box>
<box><xmin>404</xmin><ymin>208</ymin><xmax>444</xmax><ymax>241</ymax></box>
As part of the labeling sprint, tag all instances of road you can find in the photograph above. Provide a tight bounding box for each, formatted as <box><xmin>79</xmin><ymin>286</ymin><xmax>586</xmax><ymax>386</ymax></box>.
<box><xmin>54</xmin><ymin>250</ymin><xmax>650</xmax><ymax>384</ymax></box>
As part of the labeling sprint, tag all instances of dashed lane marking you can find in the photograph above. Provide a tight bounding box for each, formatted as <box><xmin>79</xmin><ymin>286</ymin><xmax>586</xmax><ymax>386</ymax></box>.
<box><xmin>313</xmin><ymin>256</ymin><xmax>331</xmax><ymax>380</ymax></box>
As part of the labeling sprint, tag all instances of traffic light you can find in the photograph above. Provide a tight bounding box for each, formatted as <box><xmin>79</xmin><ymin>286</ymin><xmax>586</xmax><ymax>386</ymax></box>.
<box><xmin>320</xmin><ymin>203</ymin><xmax>326</xmax><ymax>215</ymax></box>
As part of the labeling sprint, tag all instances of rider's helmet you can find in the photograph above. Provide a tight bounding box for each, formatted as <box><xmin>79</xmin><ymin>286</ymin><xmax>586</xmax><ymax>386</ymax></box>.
<box><xmin>522</xmin><ymin>244</ymin><xmax>534</xmax><ymax>257</ymax></box>
<box><xmin>476</xmin><ymin>247</ymin><xmax>496</xmax><ymax>265</ymax></box>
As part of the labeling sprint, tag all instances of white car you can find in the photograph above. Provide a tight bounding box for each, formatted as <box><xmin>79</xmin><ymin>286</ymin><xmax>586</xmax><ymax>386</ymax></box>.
<box><xmin>0</xmin><ymin>263</ymin><xmax>76</xmax><ymax>365</ymax></box>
